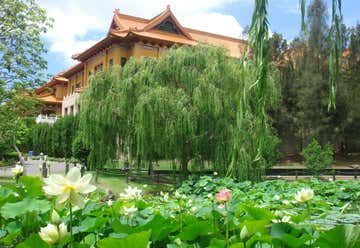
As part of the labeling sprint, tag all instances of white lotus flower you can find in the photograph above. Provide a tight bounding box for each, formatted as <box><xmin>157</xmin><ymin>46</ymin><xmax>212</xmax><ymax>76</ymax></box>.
<box><xmin>123</xmin><ymin>205</ymin><xmax>138</xmax><ymax>216</ymax></box>
<box><xmin>163</xmin><ymin>193</ymin><xmax>169</xmax><ymax>201</ymax></box>
<box><xmin>39</xmin><ymin>223</ymin><xmax>67</xmax><ymax>245</ymax></box>
<box><xmin>12</xmin><ymin>164</ymin><xmax>23</xmax><ymax>176</ymax></box>
<box><xmin>281</xmin><ymin>216</ymin><xmax>291</xmax><ymax>223</ymax></box>
<box><xmin>283</xmin><ymin>200</ymin><xmax>290</xmax><ymax>205</ymax></box>
<box><xmin>191</xmin><ymin>206</ymin><xmax>197</xmax><ymax>212</ymax></box>
<box><xmin>274</xmin><ymin>195</ymin><xmax>280</xmax><ymax>200</ymax></box>
<box><xmin>119</xmin><ymin>186</ymin><xmax>142</xmax><ymax>200</ymax></box>
<box><xmin>175</xmin><ymin>191</ymin><xmax>181</xmax><ymax>198</ymax></box>
<box><xmin>43</xmin><ymin>167</ymin><xmax>96</xmax><ymax>208</ymax></box>
<box><xmin>107</xmin><ymin>200</ymin><xmax>113</xmax><ymax>207</ymax></box>
<box><xmin>295</xmin><ymin>188</ymin><xmax>314</xmax><ymax>203</ymax></box>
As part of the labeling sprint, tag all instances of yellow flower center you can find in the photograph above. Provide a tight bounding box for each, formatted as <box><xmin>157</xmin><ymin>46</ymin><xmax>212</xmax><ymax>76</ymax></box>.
<box><xmin>62</xmin><ymin>184</ymin><xmax>76</xmax><ymax>193</ymax></box>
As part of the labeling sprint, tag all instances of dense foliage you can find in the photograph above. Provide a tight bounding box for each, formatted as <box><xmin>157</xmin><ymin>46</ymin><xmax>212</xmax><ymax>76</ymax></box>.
<box><xmin>301</xmin><ymin>139</ymin><xmax>334</xmax><ymax>175</ymax></box>
<box><xmin>32</xmin><ymin>115</ymin><xmax>79</xmax><ymax>158</ymax></box>
<box><xmin>0</xmin><ymin>175</ymin><xmax>358</xmax><ymax>247</ymax></box>
<box><xmin>272</xmin><ymin>0</ymin><xmax>360</xmax><ymax>153</ymax></box>
<box><xmin>0</xmin><ymin>0</ymin><xmax>52</xmax><ymax>164</ymax></box>
<box><xmin>79</xmin><ymin>45</ymin><xmax>280</xmax><ymax>179</ymax></box>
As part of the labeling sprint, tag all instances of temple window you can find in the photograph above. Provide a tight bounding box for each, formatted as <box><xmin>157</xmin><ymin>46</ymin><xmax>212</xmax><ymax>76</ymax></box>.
<box><xmin>109</xmin><ymin>59</ymin><xmax>113</xmax><ymax>67</ymax></box>
<box><xmin>156</xmin><ymin>18</ymin><xmax>180</xmax><ymax>34</ymax></box>
<box><xmin>94</xmin><ymin>63</ymin><xmax>103</xmax><ymax>73</ymax></box>
<box><xmin>121</xmin><ymin>57</ymin><xmax>127</xmax><ymax>67</ymax></box>
<box><xmin>76</xmin><ymin>82</ymin><xmax>81</xmax><ymax>88</ymax></box>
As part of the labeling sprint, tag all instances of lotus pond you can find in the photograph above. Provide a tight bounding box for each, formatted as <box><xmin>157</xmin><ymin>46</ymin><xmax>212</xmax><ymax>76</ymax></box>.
<box><xmin>0</xmin><ymin>169</ymin><xmax>359</xmax><ymax>247</ymax></box>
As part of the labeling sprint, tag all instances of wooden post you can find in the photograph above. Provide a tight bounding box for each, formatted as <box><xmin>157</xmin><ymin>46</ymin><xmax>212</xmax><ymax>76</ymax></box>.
<box><xmin>65</xmin><ymin>161</ymin><xmax>69</xmax><ymax>175</ymax></box>
<box><xmin>42</xmin><ymin>161</ymin><xmax>47</xmax><ymax>178</ymax></box>
<box><xmin>95</xmin><ymin>168</ymin><xmax>99</xmax><ymax>184</ymax></box>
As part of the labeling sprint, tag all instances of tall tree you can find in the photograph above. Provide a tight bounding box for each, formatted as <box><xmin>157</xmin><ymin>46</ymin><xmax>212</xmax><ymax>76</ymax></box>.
<box><xmin>0</xmin><ymin>0</ymin><xmax>52</xmax><ymax>163</ymax></box>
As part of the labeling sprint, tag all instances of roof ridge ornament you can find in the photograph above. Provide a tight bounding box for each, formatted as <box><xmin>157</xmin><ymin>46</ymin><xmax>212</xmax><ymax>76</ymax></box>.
<box><xmin>166</xmin><ymin>4</ymin><xmax>170</xmax><ymax>10</ymax></box>
<box><xmin>114</xmin><ymin>8</ymin><xmax>120</xmax><ymax>14</ymax></box>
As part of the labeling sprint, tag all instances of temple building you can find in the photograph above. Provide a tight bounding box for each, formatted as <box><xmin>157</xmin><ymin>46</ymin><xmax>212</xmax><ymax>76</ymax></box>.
<box><xmin>36</xmin><ymin>5</ymin><xmax>246</xmax><ymax>116</ymax></box>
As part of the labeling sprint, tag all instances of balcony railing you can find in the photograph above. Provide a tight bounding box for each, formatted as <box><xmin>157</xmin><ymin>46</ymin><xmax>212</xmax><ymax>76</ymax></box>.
<box><xmin>36</xmin><ymin>114</ymin><xmax>58</xmax><ymax>124</ymax></box>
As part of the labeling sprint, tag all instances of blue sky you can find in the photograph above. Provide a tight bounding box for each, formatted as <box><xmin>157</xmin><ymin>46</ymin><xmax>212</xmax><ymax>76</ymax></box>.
<box><xmin>40</xmin><ymin>0</ymin><xmax>359</xmax><ymax>79</ymax></box>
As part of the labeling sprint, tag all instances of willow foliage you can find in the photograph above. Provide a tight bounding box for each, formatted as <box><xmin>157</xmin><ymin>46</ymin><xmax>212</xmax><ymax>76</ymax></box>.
<box><xmin>79</xmin><ymin>45</ymin><xmax>280</xmax><ymax>179</ymax></box>
<box><xmin>227</xmin><ymin>0</ymin><xmax>280</xmax><ymax>181</ymax></box>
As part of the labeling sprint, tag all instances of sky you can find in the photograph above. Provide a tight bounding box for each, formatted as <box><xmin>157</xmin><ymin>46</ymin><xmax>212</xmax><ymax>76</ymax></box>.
<box><xmin>39</xmin><ymin>0</ymin><xmax>360</xmax><ymax>78</ymax></box>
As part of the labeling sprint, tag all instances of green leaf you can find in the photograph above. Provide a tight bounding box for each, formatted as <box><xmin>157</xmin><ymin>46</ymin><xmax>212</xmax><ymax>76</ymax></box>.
<box><xmin>77</xmin><ymin>217</ymin><xmax>96</xmax><ymax>233</ymax></box>
<box><xmin>314</xmin><ymin>225</ymin><xmax>360</xmax><ymax>248</ymax></box>
<box><xmin>240</xmin><ymin>205</ymin><xmax>275</xmax><ymax>221</ymax></box>
<box><xmin>0</xmin><ymin>198</ymin><xmax>51</xmax><ymax>219</ymax></box>
<box><xmin>19</xmin><ymin>176</ymin><xmax>44</xmax><ymax>197</ymax></box>
<box><xmin>178</xmin><ymin>220</ymin><xmax>214</xmax><ymax>241</ymax></box>
<box><xmin>16</xmin><ymin>233</ymin><xmax>49</xmax><ymax>248</ymax></box>
<box><xmin>97</xmin><ymin>231</ymin><xmax>151</xmax><ymax>248</ymax></box>
<box><xmin>209</xmin><ymin>238</ymin><xmax>226</xmax><ymax>248</ymax></box>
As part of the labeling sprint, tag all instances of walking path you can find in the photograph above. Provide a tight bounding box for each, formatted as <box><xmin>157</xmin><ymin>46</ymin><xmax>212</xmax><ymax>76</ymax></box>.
<box><xmin>0</xmin><ymin>159</ymin><xmax>74</xmax><ymax>177</ymax></box>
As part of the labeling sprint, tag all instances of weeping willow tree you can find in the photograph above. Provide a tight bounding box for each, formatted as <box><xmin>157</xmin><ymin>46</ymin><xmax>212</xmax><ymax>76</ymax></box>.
<box><xmin>79</xmin><ymin>45</ymin><xmax>280</xmax><ymax>176</ymax></box>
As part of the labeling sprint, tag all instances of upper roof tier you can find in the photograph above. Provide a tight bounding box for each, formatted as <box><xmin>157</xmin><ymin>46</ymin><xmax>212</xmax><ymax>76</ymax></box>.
<box><xmin>72</xmin><ymin>5</ymin><xmax>246</xmax><ymax>61</ymax></box>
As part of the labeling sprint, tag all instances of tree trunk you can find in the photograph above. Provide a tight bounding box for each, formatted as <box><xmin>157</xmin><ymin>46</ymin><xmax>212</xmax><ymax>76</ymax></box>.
<box><xmin>180</xmin><ymin>157</ymin><xmax>189</xmax><ymax>181</ymax></box>
<box><xmin>148</xmin><ymin>160</ymin><xmax>153</xmax><ymax>176</ymax></box>
<box><xmin>13</xmin><ymin>136</ymin><xmax>25</xmax><ymax>166</ymax></box>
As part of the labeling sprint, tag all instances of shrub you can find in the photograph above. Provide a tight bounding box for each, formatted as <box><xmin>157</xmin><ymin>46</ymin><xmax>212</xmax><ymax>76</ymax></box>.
<box><xmin>72</xmin><ymin>133</ymin><xmax>89</xmax><ymax>166</ymax></box>
<box><xmin>301</xmin><ymin>139</ymin><xmax>333</xmax><ymax>176</ymax></box>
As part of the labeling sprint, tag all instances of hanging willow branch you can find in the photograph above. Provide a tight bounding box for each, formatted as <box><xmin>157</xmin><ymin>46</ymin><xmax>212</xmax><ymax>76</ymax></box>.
<box><xmin>300</xmin><ymin>0</ymin><xmax>343</xmax><ymax>110</ymax></box>
<box><xmin>227</xmin><ymin>0</ymin><xmax>280</xmax><ymax>181</ymax></box>
<box><xmin>328</xmin><ymin>0</ymin><xmax>342</xmax><ymax>110</ymax></box>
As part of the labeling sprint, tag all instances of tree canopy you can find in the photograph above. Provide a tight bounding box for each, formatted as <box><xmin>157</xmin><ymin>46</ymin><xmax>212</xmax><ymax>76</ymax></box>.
<box><xmin>79</xmin><ymin>45</ymin><xmax>280</xmax><ymax>180</ymax></box>
<box><xmin>0</xmin><ymin>0</ymin><xmax>52</xmax><ymax>162</ymax></box>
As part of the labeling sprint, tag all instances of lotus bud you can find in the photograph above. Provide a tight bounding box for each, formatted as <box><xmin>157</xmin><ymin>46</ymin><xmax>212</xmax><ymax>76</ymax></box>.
<box><xmin>51</xmin><ymin>210</ymin><xmax>61</xmax><ymax>224</ymax></box>
<box><xmin>39</xmin><ymin>224</ymin><xmax>59</xmax><ymax>245</ymax></box>
<box><xmin>240</xmin><ymin>225</ymin><xmax>249</xmax><ymax>240</ymax></box>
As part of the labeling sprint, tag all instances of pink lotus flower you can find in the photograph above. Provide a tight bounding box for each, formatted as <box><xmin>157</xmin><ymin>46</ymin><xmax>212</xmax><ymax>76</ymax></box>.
<box><xmin>215</xmin><ymin>189</ymin><xmax>232</xmax><ymax>203</ymax></box>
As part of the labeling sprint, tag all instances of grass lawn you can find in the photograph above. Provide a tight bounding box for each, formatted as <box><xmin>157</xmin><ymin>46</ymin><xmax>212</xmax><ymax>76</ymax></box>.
<box><xmin>0</xmin><ymin>173</ymin><xmax>174</xmax><ymax>196</ymax></box>
<box><xmin>92</xmin><ymin>172</ymin><xmax>174</xmax><ymax>195</ymax></box>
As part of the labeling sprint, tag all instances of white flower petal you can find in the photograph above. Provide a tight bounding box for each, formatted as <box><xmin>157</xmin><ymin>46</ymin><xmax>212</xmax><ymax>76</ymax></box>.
<box><xmin>66</xmin><ymin>167</ymin><xmax>81</xmax><ymax>182</ymax></box>
<box><xmin>57</xmin><ymin>191</ymin><xmax>70</xmax><ymax>205</ymax></box>
<box><xmin>77</xmin><ymin>184</ymin><xmax>96</xmax><ymax>194</ymax></box>
<box><xmin>70</xmin><ymin>193</ymin><xmax>85</xmax><ymax>208</ymax></box>
<box><xmin>78</xmin><ymin>174</ymin><xmax>92</xmax><ymax>185</ymax></box>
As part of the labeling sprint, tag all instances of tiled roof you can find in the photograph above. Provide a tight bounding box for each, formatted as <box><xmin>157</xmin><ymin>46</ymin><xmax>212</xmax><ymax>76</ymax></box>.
<box><xmin>37</xmin><ymin>95</ymin><xmax>62</xmax><ymax>104</ymax></box>
<box><xmin>72</xmin><ymin>5</ymin><xmax>246</xmax><ymax>61</ymax></box>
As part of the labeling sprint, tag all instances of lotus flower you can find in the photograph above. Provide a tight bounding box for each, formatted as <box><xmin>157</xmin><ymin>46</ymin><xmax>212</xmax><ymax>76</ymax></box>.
<box><xmin>215</xmin><ymin>189</ymin><xmax>232</xmax><ymax>203</ymax></box>
<box><xmin>12</xmin><ymin>164</ymin><xmax>23</xmax><ymax>176</ymax></box>
<box><xmin>119</xmin><ymin>186</ymin><xmax>142</xmax><ymax>200</ymax></box>
<box><xmin>122</xmin><ymin>205</ymin><xmax>138</xmax><ymax>216</ymax></box>
<box><xmin>39</xmin><ymin>223</ymin><xmax>67</xmax><ymax>245</ymax></box>
<box><xmin>295</xmin><ymin>188</ymin><xmax>314</xmax><ymax>203</ymax></box>
<box><xmin>43</xmin><ymin>167</ymin><xmax>96</xmax><ymax>208</ymax></box>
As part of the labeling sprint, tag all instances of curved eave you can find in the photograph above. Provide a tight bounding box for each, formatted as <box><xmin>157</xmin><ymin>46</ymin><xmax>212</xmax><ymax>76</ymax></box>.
<box><xmin>36</xmin><ymin>76</ymin><xmax>69</xmax><ymax>94</ymax></box>
<box><xmin>37</xmin><ymin>95</ymin><xmax>62</xmax><ymax>104</ymax></box>
<box><xmin>71</xmin><ymin>36</ymin><xmax>119</xmax><ymax>62</ymax></box>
